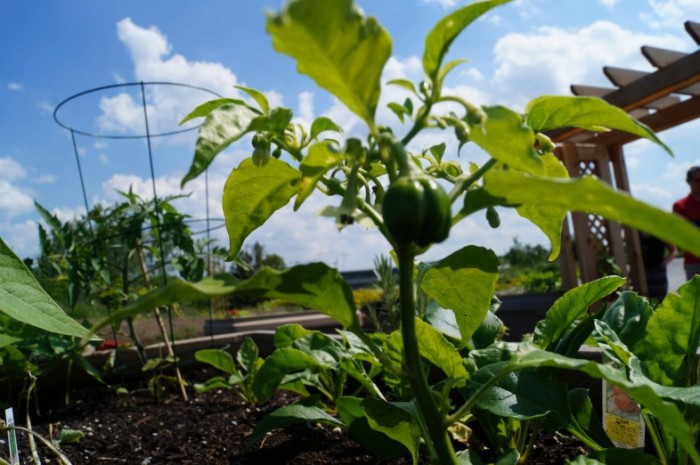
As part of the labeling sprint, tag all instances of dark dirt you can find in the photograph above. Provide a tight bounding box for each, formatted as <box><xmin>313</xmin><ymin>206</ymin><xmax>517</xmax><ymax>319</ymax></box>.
<box><xmin>1</xmin><ymin>369</ymin><xmax>588</xmax><ymax>465</ymax></box>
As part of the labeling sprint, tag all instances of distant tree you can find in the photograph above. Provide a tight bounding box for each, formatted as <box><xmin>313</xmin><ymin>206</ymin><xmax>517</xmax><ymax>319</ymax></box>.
<box><xmin>231</xmin><ymin>241</ymin><xmax>286</xmax><ymax>280</ymax></box>
<box><xmin>501</xmin><ymin>238</ymin><xmax>551</xmax><ymax>269</ymax></box>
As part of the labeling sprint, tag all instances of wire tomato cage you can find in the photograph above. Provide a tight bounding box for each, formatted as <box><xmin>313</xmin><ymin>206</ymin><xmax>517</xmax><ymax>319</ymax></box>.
<box><xmin>53</xmin><ymin>81</ymin><xmax>226</xmax><ymax>353</ymax></box>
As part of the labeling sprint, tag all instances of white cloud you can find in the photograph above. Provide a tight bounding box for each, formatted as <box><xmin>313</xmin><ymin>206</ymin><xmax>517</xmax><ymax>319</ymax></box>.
<box><xmin>0</xmin><ymin>220</ymin><xmax>40</xmax><ymax>259</ymax></box>
<box><xmin>419</xmin><ymin>0</ymin><xmax>457</xmax><ymax>8</ymax></box>
<box><xmin>33</xmin><ymin>174</ymin><xmax>57</xmax><ymax>185</ymax></box>
<box><xmin>460</xmin><ymin>67</ymin><xmax>485</xmax><ymax>83</ymax></box>
<box><xmin>599</xmin><ymin>0</ymin><xmax>619</xmax><ymax>7</ymax></box>
<box><xmin>0</xmin><ymin>157</ymin><xmax>27</xmax><ymax>181</ymax></box>
<box><xmin>0</xmin><ymin>180</ymin><xmax>33</xmax><ymax>218</ymax></box>
<box><xmin>98</xmin><ymin>18</ymin><xmax>242</xmax><ymax>137</ymax></box>
<box><xmin>297</xmin><ymin>91</ymin><xmax>314</xmax><ymax>126</ymax></box>
<box><xmin>641</xmin><ymin>0</ymin><xmax>700</xmax><ymax>29</ymax></box>
<box><xmin>7</xmin><ymin>83</ymin><xmax>23</xmax><ymax>91</ymax></box>
<box><xmin>492</xmin><ymin>21</ymin><xmax>686</xmax><ymax>108</ymax></box>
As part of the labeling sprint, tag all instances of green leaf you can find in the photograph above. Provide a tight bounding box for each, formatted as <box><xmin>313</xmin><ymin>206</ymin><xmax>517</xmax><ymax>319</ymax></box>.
<box><xmin>387</xmin><ymin>79</ymin><xmax>418</xmax><ymax>96</ymax></box>
<box><xmin>179</xmin><ymin>98</ymin><xmax>249</xmax><ymax>125</ymax></box>
<box><xmin>456</xmin><ymin>449</ymin><xmax>486</xmax><ymax>464</ymax></box>
<box><xmin>194</xmin><ymin>376</ymin><xmax>234</xmax><ymax>394</ymax></box>
<box><xmin>469</xmin><ymin>106</ymin><xmax>544</xmax><ymax>175</ymax></box>
<box><xmin>0</xmin><ymin>236</ymin><xmax>95</xmax><ymax>339</ymax></box>
<box><xmin>309</xmin><ymin>116</ymin><xmax>342</xmax><ymax>141</ymax></box>
<box><xmin>295</xmin><ymin>141</ymin><xmax>343</xmax><ymax>210</ymax></box>
<box><xmin>91</xmin><ymin>263</ymin><xmax>359</xmax><ymax>334</ymax></box>
<box><xmin>235</xmin><ymin>85</ymin><xmax>270</xmax><ymax>114</ymax></box>
<box><xmin>181</xmin><ymin>102</ymin><xmax>259</xmax><ymax>186</ymax></box>
<box><xmin>0</xmin><ymin>334</ymin><xmax>22</xmax><ymax>349</ymax></box>
<box><xmin>636</xmin><ymin>276</ymin><xmax>700</xmax><ymax>386</ymax></box>
<box><xmin>513</xmin><ymin>153</ymin><xmax>570</xmax><ymax>259</ymax></box>
<box><xmin>471</xmin><ymin>310</ymin><xmax>505</xmax><ymax>349</ymax></box>
<box><xmin>567</xmin><ymin>388</ymin><xmax>614</xmax><ymax>449</ymax></box>
<box><xmin>483</xmin><ymin>170</ymin><xmax>700</xmax><ymax>261</ymax></box>
<box><xmin>253</xmin><ymin>347</ymin><xmax>327</xmax><ymax>402</ymax></box>
<box><xmin>512</xmin><ymin>348</ymin><xmax>700</xmax><ymax>464</ymax></box>
<box><xmin>223</xmin><ymin>157</ymin><xmax>300</xmax><ymax>259</ymax></box>
<box><xmin>248</xmin><ymin>403</ymin><xmax>343</xmax><ymax>446</ymax></box>
<box><xmin>388</xmin><ymin>102</ymin><xmax>408</xmax><ymax>123</ymax></box>
<box><xmin>600</xmin><ymin>292</ymin><xmax>653</xmax><ymax>351</ymax></box>
<box><xmin>237</xmin><ymin>337</ymin><xmax>259</xmax><ymax>373</ymax></box>
<box><xmin>274</xmin><ymin>324</ymin><xmax>314</xmax><ymax>348</ymax></box>
<box><xmin>291</xmin><ymin>331</ymin><xmax>347</xmax><ymax>365</ymax></box>
<box><xmin>460</xmin><ymin>188</ymin><xmax>513</xmax><ymax>218</ymax></box>
<box><xmin>465</xmin><ymin>363</ymin><xmax>570</xmax><ymax>420</ymax></box>
<box><xmin>526</xmin><ymin>96</ymin><xmax>671</xmax><ymax>155</ymax></box>
<box><xmin>247</xmin><ymin>107</ymin><xmax>294</xmax><ymax>134</ymax></box>
<box><xmin>337</xmin><ymin>397</ymin><xmax>409</xmax><ymax>461</ymax></box>
<box><xmin>421</xmin><ymin>245</ymin><xmax>499</xmax><ymax>345</ymax></box>
<box><xmin>362</xmin><ymin>398</ymin><xmax>421</xmax><ymax>465</ymax></box>
<box><xmin>534</xmin><ymin>276</ymin><xmax>626</xmax><ymax>350</ymax></box>
<box><xmin>423</xmin><ymin>0</ymin><xmax>511</xmax><ymax>79</ymax></box>
<box><xmin>234</xmin><ymin>263</ymin><xmax>359</xmax><ymax>329</ymax></box>
<box><xmin>195</xmin><ymin>349</ymin><xmax>237</xmax><ymax>375</ymax></box>
<box><xmin>34</xmin><ymin>201</ymin><xmax>63</xmax><ymax>240</ymax></box>
<box><xmin>415</xmin><ymin>318</ymin><xmax>468</xmax><ymax>382</ymax></box>
<box><xmin>436</xmin><ymin>59</ymin><xmax>467</xmax><ymax>88</ymax></box>
<box><xmin>267</xmin><ymin>0</ymin><xmax>391</xmax><ymax>124</ymax></box>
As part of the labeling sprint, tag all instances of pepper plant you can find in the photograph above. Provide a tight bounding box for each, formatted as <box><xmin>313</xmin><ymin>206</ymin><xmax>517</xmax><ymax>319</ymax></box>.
<box><xmin>95</xmin><ymin>0</ymin><xmax>700</xmax><ymax>463</ymax></box>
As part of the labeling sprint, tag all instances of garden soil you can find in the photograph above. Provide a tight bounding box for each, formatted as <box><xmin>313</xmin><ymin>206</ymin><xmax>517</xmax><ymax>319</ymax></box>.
<box><xmin>2</xmin><ymin>369</ymin><xmax>588</xmax><ymax>465</ymax></box>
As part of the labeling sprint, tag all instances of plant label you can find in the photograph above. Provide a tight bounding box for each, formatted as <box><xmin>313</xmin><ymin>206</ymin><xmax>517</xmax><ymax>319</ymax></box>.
<box><xmin>602</xmin><ymin>358</ymin><xmax>645</xmax><ymax>450</ymax></box>
<box><xmin>4</xmin><ymin>407</ymin><xmax>19</xmax><ymax>465</ymax></box>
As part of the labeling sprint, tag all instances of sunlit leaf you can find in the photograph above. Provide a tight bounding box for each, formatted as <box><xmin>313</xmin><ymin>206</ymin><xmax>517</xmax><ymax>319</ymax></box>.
<box><xmin>295</xmin><ymin>141</ymin><xmax>343</xmax><ymax>210</ymax></box>
<box><xmin>421</xmin><ymin>245</ymin><xmax>499</xmax><ymax>345</ymax></box>
<box><xmin>514</xmin><ymin>153</ymin><xmax>569</xmax><ymax>259</ymax></box>
<box><xmin>91</xmin><ymin>263</ymin><xmax>359</xmax><ymax>333</ymax></box>
<box><xmin>526</xmin><ymin>96</ymin><xmax>671</xmax><ymax>155</ymax></box>
<box><xmin>469</xmin><ymin>106</ymin><xmax>544</xmax><ymax>175</ymax></box>
<box><xmin>247</xmin><ymin>403</ymin><xmax>343</xmax><ymax>446</ymax></box>
<box><xmin>415</xmin><ymin>318</ymin><xmax>468</xmax><ymax>382</ymax></box>
<box><xmin>636</xmin><ymin>276</ymin><xmax>700</xmax><ymax>386</ymax></box>
<box><xmin>223</xmin><ymin>157</ymin><xmax>300</xmax><ymax>259</ymax></box>
<box><xmin>362</xmin><ymin>398</ymin><xmax>421</xmax><ymax>465</ymax></box>
<box><xmin>0</xmin><ymin>237</ymin><xmax>96</xmax><ymax>339</ymax></box>
<box><xmin>195</xmin><ymin>349</ymin><xmax>238</xmax><ymax>375</ymax></box>
<box><xmin>534</xmin><ymin>276</ymin><xmax>626</xmax><ymax>350</ymax></box>
<box><xmin>253</xmin><ymin>347</ymin><xmax>328</xmax><ymax>402</ymax></box>
<box><xmin>309</xmin><ymin>116</ymin><xmax>342</xmax><ymax>140</ymax></box>
<box><xmin>235</xmin><ymin>85</ymin><xmax>270</xmax><ymax>114</ymax></box>
<box><xmin>181</xmin><ymin>102</ymin><xmax>259</xmax><ymax>186</ymax></box>
<box><xmin>483</xmin><ymin>169</ymin><xmax>700</xmax><ymax>261</ymax></box>
<box><xmin>423</xmin><ymin>0</ymin><xmax>511</xmax><ymax>79</ymax></box>
<box><xmin>267</xmin><ymin>0</ymin><xmax>391</xmax><ymax>124</ymax></box>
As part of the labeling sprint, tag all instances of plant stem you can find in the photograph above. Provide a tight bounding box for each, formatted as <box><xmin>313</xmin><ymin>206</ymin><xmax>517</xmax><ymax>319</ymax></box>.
<box><xmin>136</xmin><ymin>246</ymin><xmax>189</xmax><ymax>402</ymax></box>
<box><xmin>448</xmin><ymin>158</ymin><xmax>497</xmax><ymax>204</ymax></box>
<box><xmin>397</xmin><ymin>251</ymin><xmax>458</xmax><ymax>465</ymax></box>
<box><xmin>6</xmin><ymin>425</ymin><xmax>73</xmax><ymax>465</ymax></box>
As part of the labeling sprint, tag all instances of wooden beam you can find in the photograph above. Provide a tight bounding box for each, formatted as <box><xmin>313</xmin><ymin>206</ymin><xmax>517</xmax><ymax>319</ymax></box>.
<box><xmin>644</xmin><ymin>94</ymin><xmax>681</xmax><ymax>110</ymax></box>
<box><xmin>678</xmin><ymin>82</ymin><xmax>700</xmax><ymax>96</ymax></box>
<box><xmin>687</xmin><ymin>21</ymin><xmax>700</xmax><ymax>45</ymax></box>
<box><xmin>604</xmin><ymin>67</ymin><xmax>648</xmax><ymax>86</ymax></box>
<box><xmin>642</xmin><ymin>46</ymin><xmax>686</xmax><ymax>67</ymax></box>
<box><xmin>570</xmin><ymin>84</ymin><xmax>614</xmax><ymax>97</ymax></box>
<box><xmin>548</xmin><ymin>47</ymin><xmax>700</xmax><ymax>142</ymax></box>
<box><xmin>574</xmin><ymin>94</ymin><xmax>700</xmax><ymax>146</ymax></box>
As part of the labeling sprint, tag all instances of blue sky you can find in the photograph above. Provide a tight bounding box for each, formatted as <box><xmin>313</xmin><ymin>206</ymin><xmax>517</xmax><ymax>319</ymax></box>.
<box><xmin>2</xmin><ymin>0</ymin><xmax>700</xmax><ymax>270</ymax></box>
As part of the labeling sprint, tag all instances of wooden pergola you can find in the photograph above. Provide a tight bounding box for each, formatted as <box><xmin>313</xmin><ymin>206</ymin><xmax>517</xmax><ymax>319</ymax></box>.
<box><xmin>548</xmin><ymin>21</ymin><xmax>700</xmax><ymax>294</ymax></box>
